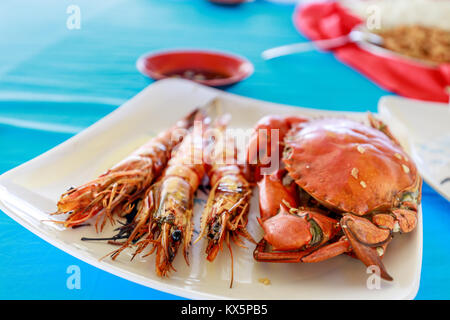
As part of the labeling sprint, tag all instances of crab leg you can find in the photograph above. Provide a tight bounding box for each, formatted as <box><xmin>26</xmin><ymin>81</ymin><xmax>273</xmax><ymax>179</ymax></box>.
<box><xmin>337</xmin><ymin>193</ymin><xmax>419</xmax><ymax>281</ymax></box>
<box><xmin>298</xmin><ymin>202</ymin><xmax>418</xmax><ymax>282</ymax></box>
<box><xmin>300</xmin><ymin>237</ymin><xmax>351</xmax><ymax>263</ymax></box>
<box><xmin>336</xmin><ymin>180</ymin><xmax>421</xmax><ymax>281</ymax></box>
<box><xmin>339</xmin><ymin>215</ymin><xmax>393</xmax><ymax>280</ymax></box>
<box><xmin>253</xmin><ymin>239</ymin><xmax>318</xmax><ymax>263</ymax></box>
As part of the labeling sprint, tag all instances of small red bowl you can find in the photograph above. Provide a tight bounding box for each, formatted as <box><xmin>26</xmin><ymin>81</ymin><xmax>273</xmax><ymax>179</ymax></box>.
<box><xmin>136</xmin><ymin>49</ymin><xmax>254</xmax><ymax>87</ymax></box>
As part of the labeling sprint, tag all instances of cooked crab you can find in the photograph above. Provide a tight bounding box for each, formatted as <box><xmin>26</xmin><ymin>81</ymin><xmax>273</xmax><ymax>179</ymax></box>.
<box><xmin>247</xmin><ymin>114</ymin><xmax>422</xmax><ymax>280</ymax></box>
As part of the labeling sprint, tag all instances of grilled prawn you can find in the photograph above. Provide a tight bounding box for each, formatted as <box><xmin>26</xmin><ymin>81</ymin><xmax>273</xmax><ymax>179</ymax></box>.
<box><xmin>110</xmin><ymin>113</ymin><xmax>208</xmax><ymax>277</ymax></box>
<box><xmin>53</xmin><ymin>109</ymin><xmax>198</xmax><ymax>231</ymax></box>
<box><xmin>194</xmin><ymin>119</ymin><xmax>254</xmax><ymax>286</ymax></box>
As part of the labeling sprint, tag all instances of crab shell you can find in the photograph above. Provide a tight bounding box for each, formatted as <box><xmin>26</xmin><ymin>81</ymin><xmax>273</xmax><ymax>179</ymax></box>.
<box><xmin>283</xmin><ymin>118</ymin><xmax>421</xmax><ymax>215</ymax></box>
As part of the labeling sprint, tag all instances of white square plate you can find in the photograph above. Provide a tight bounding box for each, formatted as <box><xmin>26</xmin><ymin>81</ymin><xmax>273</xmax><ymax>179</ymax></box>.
<box><xmin>0</xmin><ymin>79</ymin><xmax>422</xmax><ymax>299</ymax></box>
<box><xmin>378</xmin><ymin>95</ymin><xmax>450</xmax><ymax>202</ymax></box>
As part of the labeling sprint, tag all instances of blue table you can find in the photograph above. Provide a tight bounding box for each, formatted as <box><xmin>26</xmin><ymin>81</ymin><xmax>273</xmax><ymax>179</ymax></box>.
<box><xmin>1</xmin><ymin>0</ymin><xmax>449</xmax><ymax>299</ymax></box>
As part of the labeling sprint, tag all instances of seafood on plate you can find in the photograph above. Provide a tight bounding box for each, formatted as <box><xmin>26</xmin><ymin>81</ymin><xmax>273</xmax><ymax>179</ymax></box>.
<box><xmin>52</xmin><ymin>109</ymin><xmax>199</xmax><ymax>231</ymax></box>
<box><xmin>109</xmin><ymin>111</ymin><xmax>209</xmax><ymax>277</ymax></box>
<box><xmin>247</xmin><ymin>113</ymin><xmax>422</xmax><ymax>280</ymax></box>
<box><xmin>194</xmin><ymin>117</ymin><xmax>255</xmax><ymax>287</ymax></box>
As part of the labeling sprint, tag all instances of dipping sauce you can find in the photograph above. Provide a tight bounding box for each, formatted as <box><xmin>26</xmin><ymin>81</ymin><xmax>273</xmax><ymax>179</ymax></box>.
<box><xmin>164</xmin><ymin>69</ymin><xmax>230</xmax><ymax>81</ymax></box>
<box><xmin>136</xmin><ymin>49</ymin><xmax>254</xmax><ymax>87</ymax></box>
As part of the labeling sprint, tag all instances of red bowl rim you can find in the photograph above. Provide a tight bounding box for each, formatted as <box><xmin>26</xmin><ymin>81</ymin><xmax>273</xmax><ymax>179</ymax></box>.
<box><xmin>136</xmin><ymin>49</ymin><xmax>254</xmax><ymax>86</ymax></box>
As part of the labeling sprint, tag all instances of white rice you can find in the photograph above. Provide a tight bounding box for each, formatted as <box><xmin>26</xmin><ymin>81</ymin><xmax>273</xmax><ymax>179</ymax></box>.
<box><xmin>339</xmin><ymin>0</ymin><xmax>450</xmax><ymax>31</ymax></box>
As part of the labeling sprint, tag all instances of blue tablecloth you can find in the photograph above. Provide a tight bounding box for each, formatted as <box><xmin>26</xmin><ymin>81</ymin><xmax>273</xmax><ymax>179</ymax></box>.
<box><xmin>1</xmin><ymin>0</ymin><xmax>449</xmax><ymax>299</ymax></box>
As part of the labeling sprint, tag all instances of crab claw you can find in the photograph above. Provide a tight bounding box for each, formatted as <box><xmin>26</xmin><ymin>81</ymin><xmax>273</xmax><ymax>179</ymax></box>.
<box><xmin>340</xmin><ymin>214</ymin><xmax>393</xmax><ymax>281</ymax></box>
<box><xmin>258</xmin><ymin>205</ymin><xmax>340</xmax><ymax>253</ymax></box>
<box><xmin>259</xmin><ymin>206</ymin><xmax>312</xmax><ymax>251</ymax></box>
<box><xmin>246</xmin><ymin>115</ymin><xmax>308</xmax><ymax>182</ymax></box>
<box><xmin>258</xmin><ymin>169</ymin><xmax>298</xmax><ymax>221</ymax></box>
